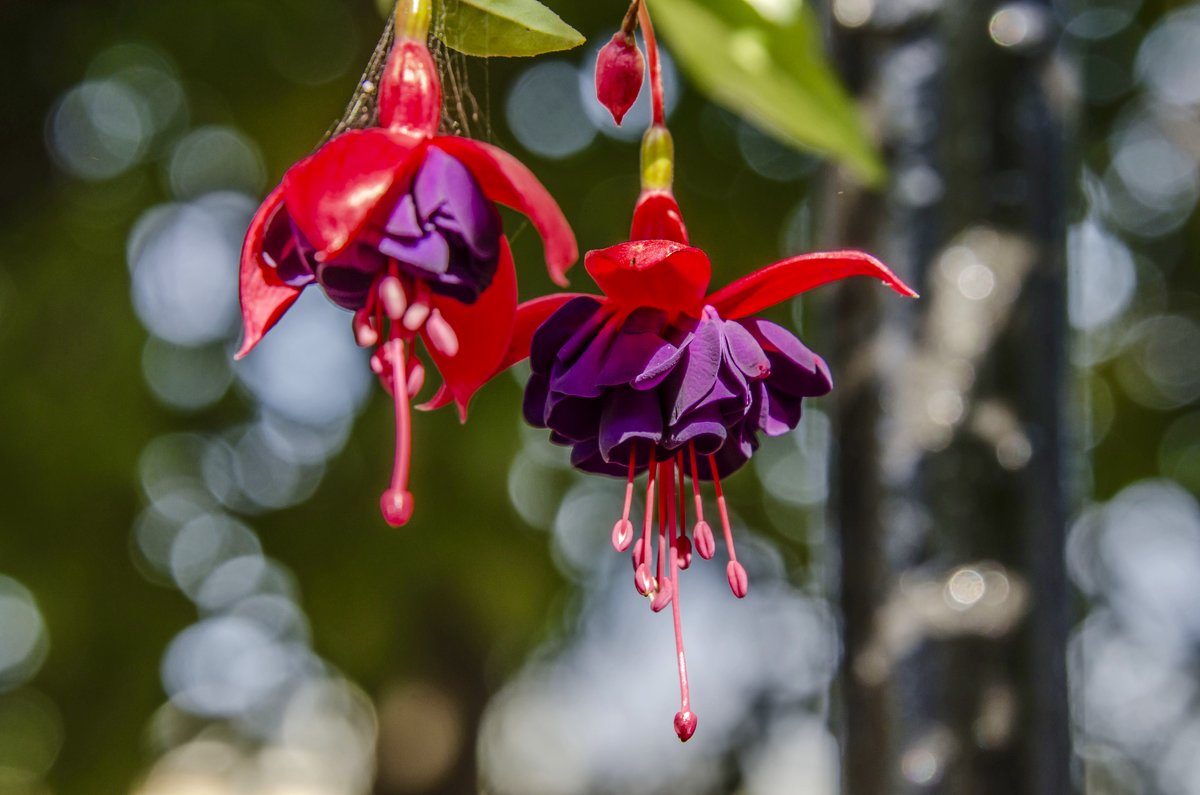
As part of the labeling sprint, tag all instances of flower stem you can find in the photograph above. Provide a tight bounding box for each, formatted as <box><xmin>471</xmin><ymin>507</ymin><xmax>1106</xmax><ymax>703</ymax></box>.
<box><xmin>395</xmin><ymin>0</ymin><xmax>432</xmax><ymax>40</ymax></box>
<box><xmin>637</xmin><ymin>0</ymin><xmax>665</xmax><ymax>127</ymax></box>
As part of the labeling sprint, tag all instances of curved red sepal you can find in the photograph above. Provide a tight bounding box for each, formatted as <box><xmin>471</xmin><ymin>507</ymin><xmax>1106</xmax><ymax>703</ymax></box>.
<box><xmin>586</xmin><ymin>240</ymin><xmax>711</xmax><ymax>314</ymax></box>
<box><xmin>236</xmin><ymin>185</ymin><xmax>304</xmax><ymax>359</ymax></box>
<box><xmin>283</xmin><ymin>129</ymin><xmax>422</xmax><ymax>261</ymax></box>
<box><xmin>631</xmin><ymin>190</ymin><xmax>688</xmax><ymax>244</ymax></box>
<box><xmin>419</xmin><ymin>292</ymin><xmax>592</xmax><ymax>413</ymax></box>
<box><xmin>419</xmin><ymin>236</ymin><xmax>519</xmax><ymax>422</ymax></box>
<box><xmin>707</xmin><ymin>250</ymin><xmax>919</xmax><ymax>319</ymax></box>
<box><xmin>430</xmin><ymin>136</ymin><xmax>578</xmax><ymax>286</ymax></box>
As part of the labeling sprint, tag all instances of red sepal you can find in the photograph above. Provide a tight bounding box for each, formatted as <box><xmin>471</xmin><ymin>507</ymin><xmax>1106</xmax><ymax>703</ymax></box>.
<box><xmin>707</xmin><ymin>250</ymin><xmax>918</xmax><ymax>319</ymax></box>
<box><xmin>236</xmin><ymin>185</ymin><xmax>304</xmax><ymax>359</ymax></box>
<box><xmin>631</xmin><ymin>190</ymin><xmax>688</xmax><ymax>244</ymax></box>
<box><xmin>283</xmin><ymin>129</ymin><xmax>422</xmax><ymax>261</ymax></box>
<box><xmin>418</xmin><ymin>236</ymin><xmax>519</xmax><ymax>422</ymax></box>
<box><xmin>430</xmin><ymin>136</ymin><xmax>578</xmax><ymax>286</ymax></box>
<box><xmin>419</xmin><ymin>292</ymin><xmax>592</xmax><ymax>412</ymax></box>
<box><xmin>586</xmin><ymin>240</ymin><xmax>711</xmax><ymax>315</ymax></box>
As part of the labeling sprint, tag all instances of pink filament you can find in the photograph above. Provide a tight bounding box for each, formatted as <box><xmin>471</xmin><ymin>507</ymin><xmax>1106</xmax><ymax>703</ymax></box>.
<box><xmin>709</xmin><ymin>455</ymin><xmax>738</xmax><ymax>560</ymax></box>
<box><xmin>612</xmin><ymin>443</ymin><xmax>638</xmax><ymax>552</ymax></box>
<box><xmin>634</xmin><ymin>447</ymin><xmax>658</xmax><ymax>595</ymax></box>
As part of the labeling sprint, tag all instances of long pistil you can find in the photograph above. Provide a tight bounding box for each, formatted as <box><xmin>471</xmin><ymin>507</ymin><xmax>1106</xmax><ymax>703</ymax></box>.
<box><xmin>665</xmin><ymin>456</ymin><xmax>696</xmax><ymax>741</ymax></box>
<box><xmin>380</xmin><ymin>328</ymin><xmax>414</xmax><ymax>526</ymax></box>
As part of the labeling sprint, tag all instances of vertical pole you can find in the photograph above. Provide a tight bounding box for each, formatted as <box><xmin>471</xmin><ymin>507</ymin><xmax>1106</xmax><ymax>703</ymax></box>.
<box><xmin>826</xmin><ymin>2</ymin><xmax>1073</xmax><ymax>793</ymax></box>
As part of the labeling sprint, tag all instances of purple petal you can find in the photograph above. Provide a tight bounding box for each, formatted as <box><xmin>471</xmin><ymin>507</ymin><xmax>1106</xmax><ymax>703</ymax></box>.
<box><xmin>598</xmin><ymin>313</ymin><xmax>678</xmax><ymax>387</ymax></box>
<box><xmin>761</xmin><ymin>385</ymin><xmax>803</xmax><ymax>435</ymax></box>
<box><xmin>523</xmin><ymin>372</ymin><xmax>551</xmax><ymax>427</ymax></box>
<box><xmin>668</xmin><ymin>314</ymin><xmax>722</xmax><ymax>422</ymax></box>
<box><xmin>740</xmin><ymin>318</ymin><xmax>832</xmax><ymax>397</ymax></box>
<box><xmin>530</xmin><ymin>297</ymin><xmax>605</xmax><ymax>374</ymax></box>
<box><xmin>414</xmin><ymin>148</ymin><xmax>500</xmax><ymax>261</ymax></box>
<box><xmin>379</xmin><ymin>232</ymin><xmax>451</xmax><ymax>276</ymax></box>
<box><xmin>546</xmin><ymin>393</ymin><xmax>603</xmax><ymax>442</ymax></box>
<box><xmin>261</xmin><ymin>209</ymin><xmax>315</xmax><ymax>287</ymax></box>
<box><xmin>553</xmin><ymin>317</ymin><xmax>621</xmax><ymax>398</ymax></box>
<box><xmin>724</xmin><ymin>319</ymin><xmax>770</xmax><ymax>380</ymax></box>
<box><xmin>665</xmin><ymin>401</ymin><xmax>728</xmax><ymax>455</ymax></box>
<box><xmin>599</xmin><ymin>387</ymin><xmax>663</xmax><ymax>461</ymax></box>
<box><xmin>383</xmin><ymin>193</ymin><xmax>424</xmax><ymax>239</ymax></box>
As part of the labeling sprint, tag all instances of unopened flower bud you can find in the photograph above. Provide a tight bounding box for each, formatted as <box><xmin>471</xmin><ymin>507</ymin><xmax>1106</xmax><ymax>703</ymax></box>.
<box><xmin>595</xmin><ymin>32</ymin><xmax>644</xmax><ymax>126</ymax></box>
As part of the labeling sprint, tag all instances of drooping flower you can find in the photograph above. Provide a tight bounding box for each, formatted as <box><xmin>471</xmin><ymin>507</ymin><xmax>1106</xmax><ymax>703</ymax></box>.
<box><xmin>237</xmin><ymin>0</ymin><xmax>577</xmax><ymax>527</ymax></box>
<box><xmin>495</xmin><ymin>0</ymin><xmax>916</xmax><ymax>742</ymax></box>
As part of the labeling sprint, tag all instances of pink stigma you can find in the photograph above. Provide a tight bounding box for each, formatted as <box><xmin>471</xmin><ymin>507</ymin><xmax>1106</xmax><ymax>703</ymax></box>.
<box><xmin>674</xmin><ymin>710</ymin><xmax>697</xmax><ymax>742</ymax></box>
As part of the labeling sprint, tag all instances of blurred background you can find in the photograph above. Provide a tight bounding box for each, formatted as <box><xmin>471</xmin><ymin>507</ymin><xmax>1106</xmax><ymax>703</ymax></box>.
<box><xmin>0</xmin><ymin>0</ymin><xmax>1198</xmax><ymax>793</ymax></box>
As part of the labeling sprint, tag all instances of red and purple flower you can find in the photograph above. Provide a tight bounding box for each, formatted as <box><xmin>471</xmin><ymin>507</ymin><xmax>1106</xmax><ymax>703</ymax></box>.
<box><xmin>498</xmin><ymin>0</ymin><xmax>916</xmax><ymax>741</ymax></box>
<box><xmin>236</xmin><ymin>4</ymin><xmax>577</xmax><ymax>527</ymax></box>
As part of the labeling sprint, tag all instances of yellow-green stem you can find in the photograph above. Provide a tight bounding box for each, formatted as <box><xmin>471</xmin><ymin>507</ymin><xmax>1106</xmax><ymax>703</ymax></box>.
<box><xmin>395</xmin><ymin>0</ymin><xmax>432</xmax><ymax>40</ymax></box>
<box><xmin>641</xmin><ymin>125</ymin><xmax>674</xmax><ymax>191</ymax></box>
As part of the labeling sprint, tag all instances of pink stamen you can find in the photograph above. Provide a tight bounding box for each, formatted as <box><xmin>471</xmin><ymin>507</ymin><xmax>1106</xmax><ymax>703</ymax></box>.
<box><xmin>612</xmin><ymin>443</ymin><xmax>637</xmax><ymax>552</ymax></box>
<box><xmin>665</xmin><ymin>454</ymin><xmax>696</xmax><ymax>741</ymax></box>
<box><xmin>380</xmin><ymin>333</ymin><xmax>414</xmax><ymax>527</ymax></box>
<box><xmin>406</xmin><ymin>353</ymin><xmax>425</xmax><ymax>397</ymax></box>
<box><xmin>634</xmin><ymin>447</ymin><xmax>658</xmax><ymax>596</ymax></box>
<box><xmin>651</xmin><ymin>459</ymin><xmax>672</xmax><ymax>612</ymax></box>
<box><xmin>379</xmin><ymin>275</ymin><xmax>408</xmax><ymax>319</ymax></box>
<box><xmin>689</xmin><ymin>443</ymin><xmax>716</xmax><ymax>560</ymax></box>
<box><xmin>709</xmin><ymin>454</ymin><xmax>748</xmax><ymax>598</ymax></box>
<box><xmin>675</xmin><ymin>453</ymin><xmax>692</xmax><ymax>570</ymax></box>
<box><xmin>424</xmin><ymin>309</ymin><xmax>459</xmax><ymax>357</ymax></box>
<box><xmin>402</xmin><ymin>301</ymin><xmax>431</xmax><ymax>331</ymax></box>
<box><xmin>354</xmin><ymin>308</ymin><xmax>379</xmax><ymax>347</ymax></box>
<box><xmin>403</xmin><ymin>281</ymin><xmax>432</xmax><ymax>331</ymax></box>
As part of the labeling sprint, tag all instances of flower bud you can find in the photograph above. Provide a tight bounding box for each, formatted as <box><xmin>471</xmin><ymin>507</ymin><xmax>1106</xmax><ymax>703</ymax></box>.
<box><xmin>595</xmin><ymin>32</ymin><xmax>644</xmax><ymax>126</ymax></box>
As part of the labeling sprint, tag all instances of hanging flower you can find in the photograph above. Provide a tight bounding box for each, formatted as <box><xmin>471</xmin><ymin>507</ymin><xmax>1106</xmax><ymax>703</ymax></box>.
<box><xmin>494</xmin><ymin>0</ymin><xmax>916</xmax><ymax>742</ymax></box>
<box><xmin>236</xmin><ymin>0</ymin><xmax>577</xmax><ymax>527</ymax></box>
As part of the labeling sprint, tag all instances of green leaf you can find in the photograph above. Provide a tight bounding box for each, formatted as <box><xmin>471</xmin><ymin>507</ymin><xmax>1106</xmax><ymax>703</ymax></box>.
<box><xmin>432</xmin><ymin>0</ymin><xmax>585</xmax><ymax>57</ymax></box>
<box><xmin>651</xmin><ymin>0</ymin><xmax>885</xmax><ymax>186</ymax></box>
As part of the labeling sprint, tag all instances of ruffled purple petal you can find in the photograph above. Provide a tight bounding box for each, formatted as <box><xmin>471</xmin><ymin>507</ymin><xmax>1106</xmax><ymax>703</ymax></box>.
<box><xmin>599</xmin><ymin>387</ymin><xmax>663</xmax><ymax>460</ymax></box>
<box><xmin>740</xmin><ymin>318</ymin><xmax>832</xmax><ymax>397</ymax></box>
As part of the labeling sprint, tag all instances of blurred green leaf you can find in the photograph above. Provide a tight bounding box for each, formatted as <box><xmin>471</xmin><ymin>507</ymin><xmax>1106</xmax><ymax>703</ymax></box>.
<box><xmin>652</xmin><ymin>0</ymin><xmax>885</xmax><ymax>186</ymax></box>
<box><xmin>433</xmin><ymin>0</ymin><xmax>585</xmax><ymax>57</ymax></box>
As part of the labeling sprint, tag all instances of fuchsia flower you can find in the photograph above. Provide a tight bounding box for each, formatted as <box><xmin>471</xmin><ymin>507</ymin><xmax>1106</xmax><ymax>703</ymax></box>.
<box><xmin>236</xmin><ymin>1</ymin><xmax>577</xmax><ymax>527</ymax></box>
<box><xmin>501</xmin><ymin>0</ymin><xmax>917</xmax><ymax>742</ymax></box>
